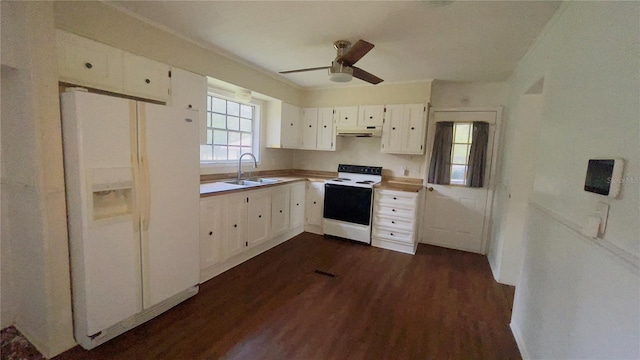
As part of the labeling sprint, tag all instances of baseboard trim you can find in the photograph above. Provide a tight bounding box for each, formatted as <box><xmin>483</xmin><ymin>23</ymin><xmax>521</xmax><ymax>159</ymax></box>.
<box><xmin>510</xmin><ymin>322</ymin><xmax>530</xmax><ymax>360</ymax></box>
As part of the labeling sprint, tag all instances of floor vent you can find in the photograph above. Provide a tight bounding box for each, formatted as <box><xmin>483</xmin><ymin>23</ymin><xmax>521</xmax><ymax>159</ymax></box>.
<box><xmin>314</xmin><ymin>270</ymin><xmax>336</xmax><ymax>278</ymax></box>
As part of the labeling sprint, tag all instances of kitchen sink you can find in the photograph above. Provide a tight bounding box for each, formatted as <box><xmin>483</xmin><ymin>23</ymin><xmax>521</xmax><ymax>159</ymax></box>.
<box><xmin>224</xmin><ymin>178</ymin><xmax>279</xmax><ymax>186</ymax></box>
<box><xmin>246</xmin><ymin>178</ymin><xmax>279</xmax><ymax>184</ymax></box>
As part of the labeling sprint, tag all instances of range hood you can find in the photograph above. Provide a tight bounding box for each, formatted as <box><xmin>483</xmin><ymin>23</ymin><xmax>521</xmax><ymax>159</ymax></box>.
<box><xmin>336</xmin><ymin>126</ymin><xmax>382</xmax><ymax>137</ymax></box>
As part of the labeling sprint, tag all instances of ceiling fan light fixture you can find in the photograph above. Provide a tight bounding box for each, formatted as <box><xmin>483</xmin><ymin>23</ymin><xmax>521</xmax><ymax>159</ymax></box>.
<box><xmin>328</xmin><ymin>63</ymin><xmax>353</xmax><ymax>83</ymax></box>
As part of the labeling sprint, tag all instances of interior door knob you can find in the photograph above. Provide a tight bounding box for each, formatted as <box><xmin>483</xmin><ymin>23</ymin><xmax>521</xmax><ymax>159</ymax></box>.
<box><xmin>428</xmin><ymin>187</ymin><xmax>434</xmax><ymax>192</ymax></box>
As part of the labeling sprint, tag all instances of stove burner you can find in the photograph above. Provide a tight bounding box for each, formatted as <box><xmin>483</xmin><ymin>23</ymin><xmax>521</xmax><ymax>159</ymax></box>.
<box><xmin>356</xmin><ymin>180</ymin><xmax>374</xmax><ymax>184</ymax></box>
<box><xmin>331</xmin><ymin>177</ymin><xmax>351</xmax><ymax>182</ymax></box>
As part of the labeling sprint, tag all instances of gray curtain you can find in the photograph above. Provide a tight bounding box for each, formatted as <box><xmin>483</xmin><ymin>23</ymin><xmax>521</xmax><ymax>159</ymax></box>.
<box><xmin>467</xmin><ymin>121</ymin><xmax>489</xmax><ymax>188</ymax></box>
<box><xmin>427</xmin><ymin>122</ymin><xmax>453</xmax><ymax>184</ymax></box>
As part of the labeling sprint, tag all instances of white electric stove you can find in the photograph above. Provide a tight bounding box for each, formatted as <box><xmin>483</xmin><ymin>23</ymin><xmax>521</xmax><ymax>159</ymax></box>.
<box><xmin>323</xmin><ymin>164</ymin><xmax>382</xmax><ymax>243</ymax></box>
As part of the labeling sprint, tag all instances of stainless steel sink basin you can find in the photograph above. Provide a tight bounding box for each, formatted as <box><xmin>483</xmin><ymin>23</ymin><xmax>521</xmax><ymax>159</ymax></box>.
<box><xmin>246</xmin><ymin>178</ymin><xmax>279</xmax><ymax>184</ymax></box>
<box><xmin>224</xmin><ymin>179</ymin><xmax>258</xmax><ymax>186</ymax></box>
<box><xmin>224</xmin><ymin>178</ymin><xmax>279</xmax><ymax>186</ymax></box>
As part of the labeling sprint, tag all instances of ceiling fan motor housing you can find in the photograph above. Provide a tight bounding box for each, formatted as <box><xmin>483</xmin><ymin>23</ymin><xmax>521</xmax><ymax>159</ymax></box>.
<box><xmin>328</xmin><ymin>61</ymin><xmax>354</xmax><ymax>82</ymax></box>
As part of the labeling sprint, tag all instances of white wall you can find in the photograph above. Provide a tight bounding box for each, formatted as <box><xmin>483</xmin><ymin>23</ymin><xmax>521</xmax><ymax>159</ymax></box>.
<box><xmin>0</xmin><ymin>1</ymin><xmax>75</xmax><ymax>357</ymax></box>
<box><xmin>507</xmin><ymin>2</ymin><xmax>639</xmax><ymax>358</ymax></box>
<box><xmin>489</xmin><ymin>94</ymin><xmax>543</xmax><ymax>285</ymax></box>
<box><xmin>430</xmin><ymin>81</ymin><xmax>508</xmax><ymax>108</ymax></box>
<box><xmin>295</xmin><ymin>81</ymin><xmax>431</xmax><ymax>178</ymax></box>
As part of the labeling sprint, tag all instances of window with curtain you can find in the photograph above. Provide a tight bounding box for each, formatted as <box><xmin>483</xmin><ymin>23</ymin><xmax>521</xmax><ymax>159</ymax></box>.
<box><xmin>428</xmin><ymin>121</ymin><xmax>489</xmax><ymax>187</ymax></box>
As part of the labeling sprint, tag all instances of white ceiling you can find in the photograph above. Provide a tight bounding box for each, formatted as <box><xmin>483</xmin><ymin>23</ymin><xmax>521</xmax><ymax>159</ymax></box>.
<box><xmin>109</xmin><ymin>1</ymin><xmax>561</xmax><ymax>89</ymax></box>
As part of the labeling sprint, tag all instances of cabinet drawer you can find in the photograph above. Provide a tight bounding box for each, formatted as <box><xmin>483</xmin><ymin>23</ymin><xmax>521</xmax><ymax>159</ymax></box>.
<box><xmin>374</xmin><ymin>204</ymin><xmax>414</xmax><ymax>219</ymax></box>
<box><xmin>373</xmin><ymin>215</ymin><xmax>413</xmax><ymax>231</ymax></box>
<box><xmin>375</xmin><ymin>190</ymin><xmax>417</xmax><ymax>207</ymax></box>
<box><xmin>372</xmin><ymin>228</ymin><xmax>413</xmax><ymax>244</ymax></box>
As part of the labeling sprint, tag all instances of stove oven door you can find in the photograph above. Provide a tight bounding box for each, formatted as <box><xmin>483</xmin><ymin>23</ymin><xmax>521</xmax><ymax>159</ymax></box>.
<box><xmin>323</xmin><ymin>184</ymin><xmax>373</xmax><ymax>225</ymax></box>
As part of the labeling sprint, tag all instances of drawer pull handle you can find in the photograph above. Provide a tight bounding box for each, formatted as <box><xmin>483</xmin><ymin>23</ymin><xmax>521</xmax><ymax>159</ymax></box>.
<box><xmin>209</xmin><ymin>231</ymin><xmax>213</xmax><ymax>236</ymax></box>
<box><xmin>234</xmin><ymin>224</ymin><xmax>237</xmax><ymax>228</ymax></box>
<box><xmin>393</xmin><ymin>197</ymin><xmax>397</xmax><ymax>200</ymax></box>
<box><xmin>390</xmin><ymin>233</ymin><xmax>394</xmax><ymax>236</ymax></box>
<box><xmin>369</xmin><ymin>116</ymin><xmax>373</xmax><ymax>119</ymax></box>
<box><xmin>188</xmin><ymin>104</ymin><xmax>193</xmax><ymax>108</ymax></box>
<box><xmin>145</xmin><ymin>78</ymin><xmax>151</xmax><ymax>84</ymax></box>
<box><xmin>313</xmin><ymin>201</ymin><xmax>317</xmax><ymax>204</ymax></box>
<box><xmin>392</xmin><ymin>209</ymin><xmax>396</xmax><ymax>212</ymax></box>
<box><xmin>258</xmin><ymin>215</ymin><xmax>262</xmax><ymax>218</ymax></box>
<box><xmin>280</xmin><ymin>210</ymin><xmax>283</xmax><ymax>213</ymax></box>
<box><xmin>85</xmin><ymin>62</ymin><xmax>93</xmax><ymax>69</ymax></box>
<box><xmin>391</xmin><ymin>221</ymin><xmax>395</xmax><ymax>224</ymax></box>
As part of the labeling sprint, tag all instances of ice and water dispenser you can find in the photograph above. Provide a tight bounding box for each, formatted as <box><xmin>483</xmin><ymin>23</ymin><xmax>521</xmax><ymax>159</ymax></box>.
<box><xmin>89</xmin><ymin>168</ymin><xmax>134</xmax><ymax>221</ymax></box>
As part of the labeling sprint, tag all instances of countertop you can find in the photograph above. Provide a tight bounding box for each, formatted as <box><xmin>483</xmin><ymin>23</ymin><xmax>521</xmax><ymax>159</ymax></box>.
<box><xmin>200</xmin><ymin>175</ymin><xmax>424</xmax><ymax>197</ymax></box>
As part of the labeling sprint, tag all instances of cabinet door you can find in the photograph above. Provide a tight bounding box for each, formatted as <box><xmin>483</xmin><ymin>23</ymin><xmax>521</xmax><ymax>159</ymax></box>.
<box><xmin>305</xmin><ymin>182</ymin><xmax>324</xmax><ymax>227</ymax></box>
<box><xmin>123</xmin><ymin>52</ymin><xmax>170</xmax><ymax>102</ymax></box>
<box><xmin>56</xmin><ymin>30</ymin><xmax>124</xmax><ymax>93</ymax></box>
<box><xmin>271</xmin><ymin>187</ymin><xmax>291</xmax><ymax>236</ymax></box>
<box><xmin>290</xmin><ymin>182</ymin><xmax>306</xmax><ymax>228</ymax></box>
<box><xmin>223</xmin><ymin>194</ymin><xmax>247</xmax><ymax>260</ymax></box>
<box><xmin>403</xmin><ymin>104</ymin><xmax>427</xmax><ymax>154</ymax></box>
<box><xmin>247</xmin><ymin>190</ymin><xmax>271</xmax><ymax>248</ymax></box>
<box><xmin>381</xmin><ymin>104</ymin><xmax>404</xmax><ymax>153</ymax></box>
<box><xmin>169</xmin><ymin>67</ymin><xmax>207</xmax><ymax>145</ymax></box>
<box><xmin>281</xmin><ymin>103</ymin><xmax>302</xmax><ymax>149</ymax></box>
<box><xmin>316</xmin><ymin>107</ymin><xmax>336</xmax><ymax>151</ymax></box>
<box><xmin>200</xmin><ymin>197</ymin><xmax>224</xmax><ymax>270</ymax></box>
<box><xmin>334</xmin><ymin>106</ymin><xmax>358</xmax><ymax>127</ymax></box>
<box><xmin>358</xmin><ymin>105</ymin><xmax>385</xmax><ymax>127</ymax></box>
<box><xmin>301</xmin><ymin>108</ymin><xmax>318</xmax><ymax>149</ymax></box>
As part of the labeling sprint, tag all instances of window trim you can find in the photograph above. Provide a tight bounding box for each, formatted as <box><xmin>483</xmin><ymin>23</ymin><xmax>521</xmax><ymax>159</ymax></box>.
<box><xmin>200</xmin><ymin>90</ymin><xmax>262</xmax><ymax>166</ymax></box>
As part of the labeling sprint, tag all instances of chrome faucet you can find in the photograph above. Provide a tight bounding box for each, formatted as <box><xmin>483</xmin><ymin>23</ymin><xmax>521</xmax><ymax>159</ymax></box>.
<box><xmin>237</xmin><ymin>153</ymin><xmax>258</xmax><ymax>181</ymax></box>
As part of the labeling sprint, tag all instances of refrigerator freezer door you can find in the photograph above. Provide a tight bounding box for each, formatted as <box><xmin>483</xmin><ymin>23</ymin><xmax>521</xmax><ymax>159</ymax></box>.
<box><xmin>139</xmin><ymin>102</ymin><xmax>200</xmax><ymax>309</ymax></box>
<box><xmin>60</xmin><ymin>91</ymin><xmax>143</xmax><ymax>337</ymax></box>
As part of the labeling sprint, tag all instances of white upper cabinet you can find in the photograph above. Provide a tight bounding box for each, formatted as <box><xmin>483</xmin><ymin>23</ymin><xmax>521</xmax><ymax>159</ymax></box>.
<box><xmin>56</xmin><ymin>30</ymin><xmax>124</xmax><ymax>93</ymax></box>
<box><xmin>358</xmin><ymin>105</ymin><xmax>385</xmax><ymax>127</ymax></box>
<box><xmin>334</xmin><ymin>106</ymin><xmax>358</xmax><ymax>127</ymax></box>
<box><xmin>301</xmin><ymin>108</ymin><xmax>318</xmax><ymax>150</ymax></box>
<box><xmin>169</xmin><ymin>68</ymin><xmax>207</xmax><ymax>144</ymax></box>
<box><xmin>281</xmin><ymin>102</ymin><xmax>302</xmax><ymax>149</ymax></box>
<box><xmin>122</xmin><ymin>52</ymin><xmax>170</xmax><ymax>102</ymax></box>
<box><xmin>403</xmin><ymin>104</ymin><xmax>427</xmax><ymax>154</ymax></box>
<box><xmin>316</xmin><ymin>107</ymin><xmax>336</xmax><ymax>151</ymax></box>
<box><xmin>56</xmin><ymin>30</ymin><xmax>170</xmax><ymax>102</ymax></box>
<box><xmin>381</xmin><ymin>105</ymin><xmax>404</xmax><ymax>153</ymax></box>
<box><xmin>381</xmin><ymin>104</ymin><xmax>427</xmax><ymax>155</ymax></box>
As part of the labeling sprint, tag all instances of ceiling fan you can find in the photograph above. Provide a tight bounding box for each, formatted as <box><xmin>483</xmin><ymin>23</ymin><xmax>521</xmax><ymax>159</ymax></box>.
<box><xmin>280</xmin><ymin>40</ymin><xmax>383</xmax><ymax>85</ymax></box>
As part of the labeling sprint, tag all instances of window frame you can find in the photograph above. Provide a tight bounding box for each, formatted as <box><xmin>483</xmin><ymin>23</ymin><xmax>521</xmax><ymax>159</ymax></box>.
<box><xmin>200</xmin><ymin>91</ymin><xmax>261</xmax><ymax>166</ymax></box>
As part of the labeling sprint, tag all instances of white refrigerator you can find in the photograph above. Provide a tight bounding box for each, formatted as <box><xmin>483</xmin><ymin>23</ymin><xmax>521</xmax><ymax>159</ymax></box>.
<box><xmin>61</xmin><ymin>90</ymin><xmax>200</xmax><ymax>349</ymax></box>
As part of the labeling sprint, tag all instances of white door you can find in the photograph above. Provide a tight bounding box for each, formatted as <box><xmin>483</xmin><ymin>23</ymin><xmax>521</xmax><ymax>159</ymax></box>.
<box><xmin>301</xmin><ymin>108</ymin><xmax>318</xmax><ymax>149</ymax></box>
<box><xmin>169</xmin><ymin>67</ymin><xmax>207</xmax><ymax>145</ymax></box>
<box><xmin>316</xmin><ymin>107</ymin><xmax>335</xmax><ymax>150</ymax></box>
<box><xmin>141</xmin><ymin>102</ymin><xmax>200</xmax><ymax>308</ymax></box>
<box><xmin>281</xmin><ymin>103</ymin><xmax>301</xmax><ymax>149</ymax></box>
<box><xmin>271</xmin><ymin>186</ymin><xmax>291</xmax><ymax>236</ymax></box>
<box><xmin>403</xmin><ymin>104</ymin><xmax>427</xmax><ymax>154</ymax></box>
<box><xmin>62</xmin><ymin>91</ymin><xmax>142</xmax><ymax>336</ymax></box>
<box><xmin>290</xmin><ymin>182</ymin><xmax>306</xmax><ymax>228</ymax></box>
<box><xmin>247</xmin><ymin>190</ymin><xmax>271</xmax><ymax>247</ymax></box>
<box><xmin>422</xmin><ymin>109</ymin><xmax>499</xmax><ymax>254</ymax></box>
<box><xmin>305</xmin><ymin>182</ymin><xmax>324</xmax><ymax>227</ymax></box>
<box><xmin>223</xmin><ymin>193</ymin><xmax>247</xmax><ymax>260</ymax></box>
<box><xmin>200</xmin><ymin>196</ymin><xmax>224</xmax><ymax>270</ymax></box>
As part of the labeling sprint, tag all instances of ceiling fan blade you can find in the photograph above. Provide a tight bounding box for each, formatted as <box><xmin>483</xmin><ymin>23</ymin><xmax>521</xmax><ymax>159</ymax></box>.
<box><xmin>280</xmin><ymin>66</ymin><xmax>330</xmax><ymax>74</ymax></box>
<box><xmin>352</xmin><ymin>67</ymin><xmax>383</xmax><ymax>85</ymax></box>
<box><xmin>337</xmin><ymin>39</ymin><xmax>374</xmax><ymax>66</ymax></box>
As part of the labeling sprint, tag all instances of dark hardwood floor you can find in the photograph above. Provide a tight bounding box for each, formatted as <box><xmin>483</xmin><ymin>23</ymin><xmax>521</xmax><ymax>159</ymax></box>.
<box><xmin>55</xmin><ymin>233</ymin><xmax>519</xmax><ymax>360</ymax></box>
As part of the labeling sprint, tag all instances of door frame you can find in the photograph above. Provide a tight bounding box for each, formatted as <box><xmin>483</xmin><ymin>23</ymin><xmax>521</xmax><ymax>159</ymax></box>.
<box><xmin>420</xmin><ymin>106</ymin><xmax>503</xmax><ymax>254</ymax></box>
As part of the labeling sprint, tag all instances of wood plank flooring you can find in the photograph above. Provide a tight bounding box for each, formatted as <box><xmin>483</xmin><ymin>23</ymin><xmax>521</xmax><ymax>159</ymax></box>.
<box><xmin>55</xmin><ymin>233</ymin><xmax>519</xmax><ymax>360</ymax></box>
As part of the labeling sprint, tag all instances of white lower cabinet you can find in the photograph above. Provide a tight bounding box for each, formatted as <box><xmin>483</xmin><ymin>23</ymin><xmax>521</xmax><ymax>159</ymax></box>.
<box><xmin>271</xmin><ymin>186</ymin><xmax>291</xmax><ymax>236</ymax></box>
<box><xmin>290</xmin><ymin>182</ymin><xmax>306</xmax><ymax>228</ymax></box>
<box><xmin>372</xmin><ymin>188</ymin><xmax>424</xmax><ymax>254</ymax></box>
<box><xmin>199</xmin><ymin>181</ymin><xmax>307</xmax><ymax>282</ymax></box>
<box><xmin>305</xmin><ymin>181</ymin><xmax>325</xmax><ymax>234</ymax></box>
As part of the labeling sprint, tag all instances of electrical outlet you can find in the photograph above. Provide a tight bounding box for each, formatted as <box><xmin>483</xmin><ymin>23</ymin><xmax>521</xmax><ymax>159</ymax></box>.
<box><xmin>401</xmin><ymin>165</ymin><xmax>409</xmax><ymax>176</ymax></box>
